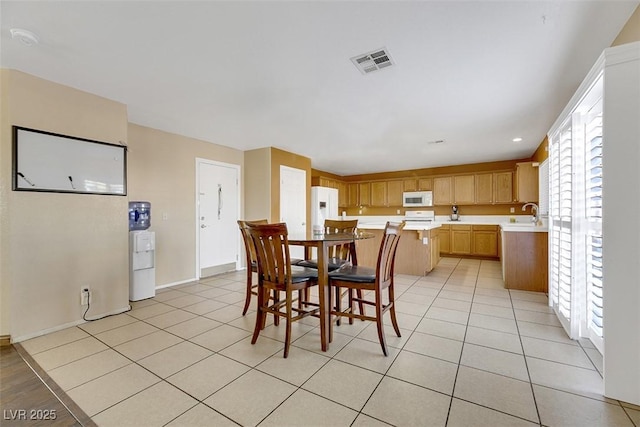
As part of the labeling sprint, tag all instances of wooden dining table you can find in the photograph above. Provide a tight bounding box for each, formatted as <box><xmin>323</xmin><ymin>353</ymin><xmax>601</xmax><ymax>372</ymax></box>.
<box><xmin>288</xmin><ymin>230</ymin><xmax>375</xmax><ymax>352</ymax></box>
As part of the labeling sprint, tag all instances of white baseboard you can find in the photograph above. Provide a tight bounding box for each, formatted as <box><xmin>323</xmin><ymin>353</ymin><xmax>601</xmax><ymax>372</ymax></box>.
<box><xmin>156</xmin><ymin>277</ymin><xmax>198</xmax><ymax>290</ymax></box>
<box><xmin>13</xmin><ymin>306</ymin><xmax>132</xmax><ymax>343</ymax></box>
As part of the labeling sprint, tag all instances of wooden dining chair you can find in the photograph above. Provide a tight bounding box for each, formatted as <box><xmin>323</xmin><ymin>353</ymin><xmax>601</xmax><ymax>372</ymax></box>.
<box><xmin>297</xmin><ymin>219</ymin><xmax>359</xmax><ymax>271</ymax></box>
<box><xmin>329</xmin><ymin>221</ymin><xmax>406</xmax><ymax>356</ymax></box>
<box><xmin>247</xmin><ymin>222</ymin><xmax>320</xmax><ymax>358</ymax></box>
<box><xmin>237</xmin><ymin>219</ymin><xmax>269</xmax><ymax>316</ymax></box>
<box><xmin>296</xmin><ymin>219</ymin><xmax>361</xmax><ymax>324</ymax></box>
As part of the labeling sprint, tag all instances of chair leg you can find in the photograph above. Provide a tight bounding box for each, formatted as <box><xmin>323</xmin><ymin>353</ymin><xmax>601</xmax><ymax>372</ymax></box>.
<box><xmin>252</xmin><ymin>284</ymin><xmax>266</xmax><ymax>345</ymax></box>
<box><xmin>334</xmin><ymin>285</ymin><xmax>342</xmax><ymax>326</ymax></box>
<box><xmin>356</xmin><ymin>289</ymin><xmax>365</xmax><ymax>320</ymax></box>
<box><xmin>389</xmin><ymin>287</ymin><xmax>402</xmax><ymax>337</ymax></box>
<box><xmin>375</xmin><ymin>293</ymin><xmax>389</xmax><ymax>357</ymax></box>
<box><xmin>273</xmin><ymin>290</ymin><xmax>280</xmax><ymax>326</ymax></box>
<box><xmin>283</xmin><ymin>289</ymin><xmax>293</xmax><ymax>358</ymax></box>
<box><xmin>242</xmin><ymin>269</ymin><xmax>253</xmax><ymax>316</ymax></box>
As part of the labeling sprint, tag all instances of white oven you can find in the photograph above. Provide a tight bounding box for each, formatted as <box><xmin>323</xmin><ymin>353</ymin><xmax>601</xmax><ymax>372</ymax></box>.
<box><xmin>403</xmin><ymin>191</ymin><xmax>433</xmax><ymax>207</ymax></box>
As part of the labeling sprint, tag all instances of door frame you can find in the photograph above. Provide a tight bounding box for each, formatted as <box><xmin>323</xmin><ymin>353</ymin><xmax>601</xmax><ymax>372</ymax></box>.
<box><xmin>195</xmin><ymin>157</ymin><xmax>242</xmax><ymax>280</ymax></box>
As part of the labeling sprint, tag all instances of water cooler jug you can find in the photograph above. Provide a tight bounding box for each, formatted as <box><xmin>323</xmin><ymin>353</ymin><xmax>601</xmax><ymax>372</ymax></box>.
<box><xmin>129</xmin><ymin>201</ymin><xmax>155</xmax><ymax>301</ymax></box>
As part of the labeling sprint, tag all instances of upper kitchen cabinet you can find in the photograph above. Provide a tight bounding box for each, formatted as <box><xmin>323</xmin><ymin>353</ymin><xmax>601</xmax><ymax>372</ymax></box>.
<box><xmin>453</xmin><ymin>175</ymin><xmax>475</xmax><ymax>204</ymax></box>
<box><xmin>358</xmin><ymin>182</ymin><xmax>371</xmax><ymax>206</ymax></box>
<box><xmin>347</xmin><ymin>183</ymin><xmax>359</xmax><ymax>207</ymax></box>
<box><xmin>433</xmin><ymin>177</ymin><xmax>453</xmax><ymax>205</ymax></box>
<box><xmin>403</xmin><ymin>179</ymin><xmax>417</xmax><ymax>192</ymax></box>
<box><xmin>418</xmin><ymin>178</ymin><xmax>433</xmax><ymax>191</ymax></box>
<box><xmin>475</xmin><ymin>173</ymin><xmax>493</xmax><ymax>204</ymax></box>
<box><xmin>387</xmin><ymin>180</ymin><xmax>404</xmax><ymax>206</ymax></box>
<box><xmin>495</xmin><ymin>171</ymin><xmax>514</xmax><ymax>203</ymax></box>
<box><xmin>515</xmin><ymin>162</ymin><xmax>538</xmax><ymax>202</ymax></box>
<box><xmin>475</xmin><ymin>171</ymin><xmax>514</xmax><ymax>204</ymax></box>
<box><xmin>337</xmin><ymin>181</ymin><xmax>347</xmax><ymax>207</ymax></box>
<box><xmin>402</xmin><ymin>177</ymin><xmax>433</xmax><ymax>192</ymax></box>
<box><xmin>370</xmin><ymin>181</ymin><xmax>387</xmax><ymax>207</ymax></box>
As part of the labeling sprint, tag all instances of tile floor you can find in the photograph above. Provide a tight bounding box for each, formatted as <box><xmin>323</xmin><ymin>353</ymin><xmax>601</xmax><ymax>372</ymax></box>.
<box><xmin>19</xmin><ymin>258</ymin><xmax>640</xmax><ymax>427</ymax></box>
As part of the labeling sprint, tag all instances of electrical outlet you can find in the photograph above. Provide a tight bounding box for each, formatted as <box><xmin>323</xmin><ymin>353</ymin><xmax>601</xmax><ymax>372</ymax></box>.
<box><xmin>510</xmin><ymin>207</ymin><xmax>515</xmax><ymax>213</ymax></box>
<box><xmin>81</xmin><ymin>288</ymin><xmax>90</xmax><ymax>305</ymax></box>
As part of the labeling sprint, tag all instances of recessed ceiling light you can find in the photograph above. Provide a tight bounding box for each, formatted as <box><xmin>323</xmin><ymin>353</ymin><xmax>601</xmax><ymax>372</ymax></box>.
<box><xmin>512</xmin><ymin>137</ymin><xmax>523</xmax><ymax>142</ymax></box>
<box><xmin>10</xmin><ymin>28</ymin><xmax>39</xmax><ymax>46</ymax></box>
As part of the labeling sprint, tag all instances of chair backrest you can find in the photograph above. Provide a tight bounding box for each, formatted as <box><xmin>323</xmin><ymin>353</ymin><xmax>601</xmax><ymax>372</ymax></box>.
<box><xmin>238</xmin><ymin>219</ymin><xmax>268</xmax><ymax>267</ymax></box>
<box><xmin>375</xmin><ymin>221</ymin><xmax>406</xmax><ymax>287</ymax></box>
<box><xmin>247</xmin><ymin>222</ymin><xmax>292</xmax><ymax>287</ymax></box>
<box><xmin>324</xmin><ymin>219</ymin><xmax>358</xmax><ymax>260</ymax></box>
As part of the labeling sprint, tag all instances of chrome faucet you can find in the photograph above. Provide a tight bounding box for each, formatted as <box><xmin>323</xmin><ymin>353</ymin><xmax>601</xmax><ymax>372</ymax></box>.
<box><xmin>522</xmin><ymin>203</ymin><xmax>539</xmax><ymax>223</ymax></box>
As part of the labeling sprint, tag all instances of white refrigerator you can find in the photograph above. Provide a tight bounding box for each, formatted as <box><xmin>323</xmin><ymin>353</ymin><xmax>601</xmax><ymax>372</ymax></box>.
<box><xmin>311</xmin><ymin>186</ymin><xmax>339</xmax><ymax>229</ymax></box>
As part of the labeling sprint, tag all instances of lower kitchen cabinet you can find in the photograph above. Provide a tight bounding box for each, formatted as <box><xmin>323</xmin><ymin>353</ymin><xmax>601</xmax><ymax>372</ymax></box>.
<box><xmin>439</xmin><ymin>225</ymin><xmax>450</xmax><ymax>253</ymax></box>
<box><xmin>451</xmin><ymin>225</ymin><xmax>472</xmax><ymax>255</ymax></box>
<box><xmin>472</xmin><ymin>225</ymin><xmax>499</xmax><ymax>257</ymax></box>
<box><xmin>440</xmin><ymin>224</ymin><xmax>499</xmax><ymax>259</ymax></box>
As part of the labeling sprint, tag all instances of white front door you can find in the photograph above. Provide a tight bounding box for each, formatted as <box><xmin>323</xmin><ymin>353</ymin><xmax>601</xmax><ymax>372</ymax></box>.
<box><xmin>279</xmin><ymin>165</ymin><xmax>306</xmax><ymax>260</ymax></box>
<box><xmin>197</xmin><ymin>159</ymin><xmax>240</xmax><ymax>278</ymax></box>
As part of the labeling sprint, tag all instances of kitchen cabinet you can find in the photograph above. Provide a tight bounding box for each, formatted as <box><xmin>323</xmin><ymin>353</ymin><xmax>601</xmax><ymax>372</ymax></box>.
<box><xmin>439</xmin><ymin>225</ymin><xmax>451</xmax><ymax>253</ymax></box>
<box><xmin>403</xmin><ymin>177</ymin><xmax>433</xmax><ymax>192</ymax></box>
<box><xmin>475</xmin><ymin>173</ymin><xmax>493</xmax><ymax>204</ymax></box>
<box><xmin>453</xmin><ymin>175</ymin><xmax>475</xmax><ymax>204</ymax></box>
<box><xmin>515</xmin><ymin>162</ymin><xmax>538</xmax><ymax>203</ymax></box>
<box><xmin>494</xmin><ymin>171</ymin><xmax>514</xmax><ymax>203</ymax></box>
<box><xmin>387</xmin><ymin>180</ymin><xmax>404</xmax><ymax>206</ymax></box>
<box><xmin>502</xmin><ymin>230</ymin><xmax>548</xmax><ymax>292</ymax></box>
<box><xmin>347</xmin><ymin>183</ymin><xmax>359</xmax><ymax>207</ymax></box>
<box><xmin>418</xmin><ymin>178</ymin><xmax>433</xmax><ymax>191</ymax></box>
<box><xmin>472</xmin><ymin>225</ymin><xmax>499</xmax><ymax>257</ymax></box>
<box><xmin>475</xmin><ymin>171</ymin><xmax>514</xmax><ymax>204</ymax></box>
<box><xmin>403</xmin><ymin>179</ymin><xmax>417</xmax><ymax>191</ymax></box>
<box><xmin>358</xmin><ymin>183</ymin><xmax>371</xmax><ymax>206</ymax></box>
<box><xmin>370</xmin><ymin>181</ymin><xmax>387</xmax><ymax>207</ymax></box>
<box><xmin>433</xmin><ymin>177</ymin><xmax>453</xmax><ymax>205</ymax></box>
<box><xmin>451</xmin><ymin>224</ymin><xmax>472</xmax><ymax>255</ymax></box>
<box><xmin>337</xmin><ymin>181</ymin><xmax>347</xmax><ymax>207</ymax></box>
<box><xmin>439</xmin><ymin>224</ymin><xmax>499</xmax><ymax>258</ymax></box>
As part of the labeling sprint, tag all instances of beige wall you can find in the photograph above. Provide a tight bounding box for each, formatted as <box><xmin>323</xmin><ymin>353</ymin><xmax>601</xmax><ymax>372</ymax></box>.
<box><xmin>127</xmin><ymin>124</ymin><xmax>244</xmax><ymax>286</ymax></box>
<box><xmin>244</xmin><ymin>147</ymin><xmax>312</xmax><ymax>233</ymax></box>
<box><xmin>612</xmin><ymin>4</ymin><xmax>640</xmax><ymax>46</ymax></box>
<box><xmin>0</xmin><ymin>70</ymin><xmax>129</xmax><ymax>340</ymax></box>
<box><xmin>244</xmin><ymin>148</ymin><xmax>272</xmax><ymax>222</ymax></box>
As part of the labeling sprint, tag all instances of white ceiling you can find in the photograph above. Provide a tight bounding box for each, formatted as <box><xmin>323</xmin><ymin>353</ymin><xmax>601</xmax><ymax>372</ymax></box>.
<box><xmin>1</xmin><ymin>1</ymin><xmax>637</xmax><ymax>176</ymax></box>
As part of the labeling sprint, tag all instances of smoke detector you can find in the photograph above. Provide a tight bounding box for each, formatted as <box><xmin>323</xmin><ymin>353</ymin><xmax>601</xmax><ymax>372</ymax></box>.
<box><xmin>350</xmin><ymin>47</ymin><xmax>395</xmax><ymax>75</ymax></box>
<box><xmin>10</xmin><ymin>28</ymin><xmax>40</xmax><ymax>46</ymax></box>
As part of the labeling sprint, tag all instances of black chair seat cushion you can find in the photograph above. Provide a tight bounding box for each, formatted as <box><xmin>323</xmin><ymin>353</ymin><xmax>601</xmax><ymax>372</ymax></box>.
<box><xmin>329</xmin><ymin>265</ymin><xmax>376</xmax><ymax>283</ymax></box>
<box><xmin>297</xmin><ymin>257</ymin><xmax>350</xmax><ymax>271</ymax></box>
<box><xmin>290</xmin><ymin>265</ymin><xmax>319</xmax><ymax>283</ymax></box>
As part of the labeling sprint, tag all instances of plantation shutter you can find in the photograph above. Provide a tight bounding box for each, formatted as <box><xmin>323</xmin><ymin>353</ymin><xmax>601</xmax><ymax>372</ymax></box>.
<box><xmin>549</xmin><ymin>118</ymin><xmax>574</xmax><ymax>334</ymax></box>
<box><xmin>585</xmin><ymin>98</ymin><xmax>604</xmax><ymax>353</ymax></box>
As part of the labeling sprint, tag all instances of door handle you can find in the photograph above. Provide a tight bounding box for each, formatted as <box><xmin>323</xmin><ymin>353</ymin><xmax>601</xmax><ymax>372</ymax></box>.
<box><xmin>218</xmin><ymin>184</ymin><xmax>222</xmax><ymax>220</ymax></box>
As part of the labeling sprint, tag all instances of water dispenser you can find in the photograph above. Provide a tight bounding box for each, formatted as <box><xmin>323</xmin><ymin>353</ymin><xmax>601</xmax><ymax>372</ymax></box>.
<box><xmin>129</xmin><ymin>201</ymin><xmax>151</xmax><ymax>231</ymax></box>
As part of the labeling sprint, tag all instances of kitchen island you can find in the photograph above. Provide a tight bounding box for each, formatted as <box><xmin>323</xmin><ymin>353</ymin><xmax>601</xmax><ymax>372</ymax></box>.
<box><xmin>355</xmin><ymin>222</ymin><xmax>441</xmax><ymax>276</ymax></box>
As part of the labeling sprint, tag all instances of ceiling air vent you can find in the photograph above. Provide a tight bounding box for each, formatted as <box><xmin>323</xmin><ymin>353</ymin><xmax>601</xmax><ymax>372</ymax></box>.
<box><xmin>350</xmin><ymin>47</ymin><xmax>395</xmax><ymax>75</ymax></box>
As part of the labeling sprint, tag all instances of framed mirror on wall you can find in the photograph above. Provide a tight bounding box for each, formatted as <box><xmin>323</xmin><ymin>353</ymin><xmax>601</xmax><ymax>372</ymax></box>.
<box><xmin>12</xmin><ymin>126</ymin><xmax>127</xmax><ymax>196</ymax></box>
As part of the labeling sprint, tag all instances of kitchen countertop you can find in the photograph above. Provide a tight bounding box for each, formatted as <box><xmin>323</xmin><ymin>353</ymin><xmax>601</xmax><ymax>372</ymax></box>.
<box><xmin>357</xmin><ymin>222</ymin><xmax>441</xmax><ymax>231</ymax></box>
<box><xmin>347</xmin><ymin>215</ymin><xmax>548</xmax><ymax>232</ymax></box>
<box><xmin>500</xmin><ymin>223</ymin><xmax>549</xmax><ymax>233</ymax></box>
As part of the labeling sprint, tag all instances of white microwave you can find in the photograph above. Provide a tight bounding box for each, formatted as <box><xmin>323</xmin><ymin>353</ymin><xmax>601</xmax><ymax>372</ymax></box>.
<box><xmin>403</xmin><ymin>191</ymin><xmax>433</xmax><ymax>207</ymax></box>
